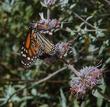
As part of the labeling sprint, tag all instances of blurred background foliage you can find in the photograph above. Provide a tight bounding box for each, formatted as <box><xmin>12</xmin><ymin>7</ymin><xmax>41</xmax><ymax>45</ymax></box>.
<box><xmin>0</xmin><ymin>0</ymin><xmax>110</xmax><ymax>107</ymax></box>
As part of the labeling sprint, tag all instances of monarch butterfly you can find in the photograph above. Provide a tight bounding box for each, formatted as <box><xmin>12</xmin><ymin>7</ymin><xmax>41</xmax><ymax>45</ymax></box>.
<box><xmin>20</xmin><ymin>28</ymin><xmax>56</xmax><ymax>68</ymax></box>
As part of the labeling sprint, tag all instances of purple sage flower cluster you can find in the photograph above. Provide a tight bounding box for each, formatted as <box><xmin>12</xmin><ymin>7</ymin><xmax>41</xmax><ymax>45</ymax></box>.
<box><xmin>41</xmin><ymin>0</ymin><xmax>57</xmax><ymax>7</ymax></box>
<box><xmin>70</xmin><ymin>66</ymin><xmax>102</xmax><ymax>98</ymax></box>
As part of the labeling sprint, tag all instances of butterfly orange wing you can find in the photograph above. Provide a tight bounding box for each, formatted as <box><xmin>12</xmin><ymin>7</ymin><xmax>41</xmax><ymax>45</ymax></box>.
<box><xmin>20</xmin><ymin>30</ymin><xmax>43</xmax><ymax>68</ymax></box>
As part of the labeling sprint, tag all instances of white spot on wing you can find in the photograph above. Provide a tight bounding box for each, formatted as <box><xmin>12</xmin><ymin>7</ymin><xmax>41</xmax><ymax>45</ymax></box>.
<box><xmin>27</xmin><ymin>57</ymin><xmax>30</xmax><ymax>60</ymax></box>
<box><xmin>22</xmin><ymin>54</ymin><xmax>26</xmax><ymax>57</ymax></box>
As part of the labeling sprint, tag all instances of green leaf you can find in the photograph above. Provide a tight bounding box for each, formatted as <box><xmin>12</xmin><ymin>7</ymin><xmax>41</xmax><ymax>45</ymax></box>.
<box><xmin>60</xmin><ymin>88</ymin><xmax>67</xmax><ymax>107</ymax></box>
<box><xmin>39</xmin><ymin>104</ymin><xmax>49</xmax><ymax>107</ymax></box>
